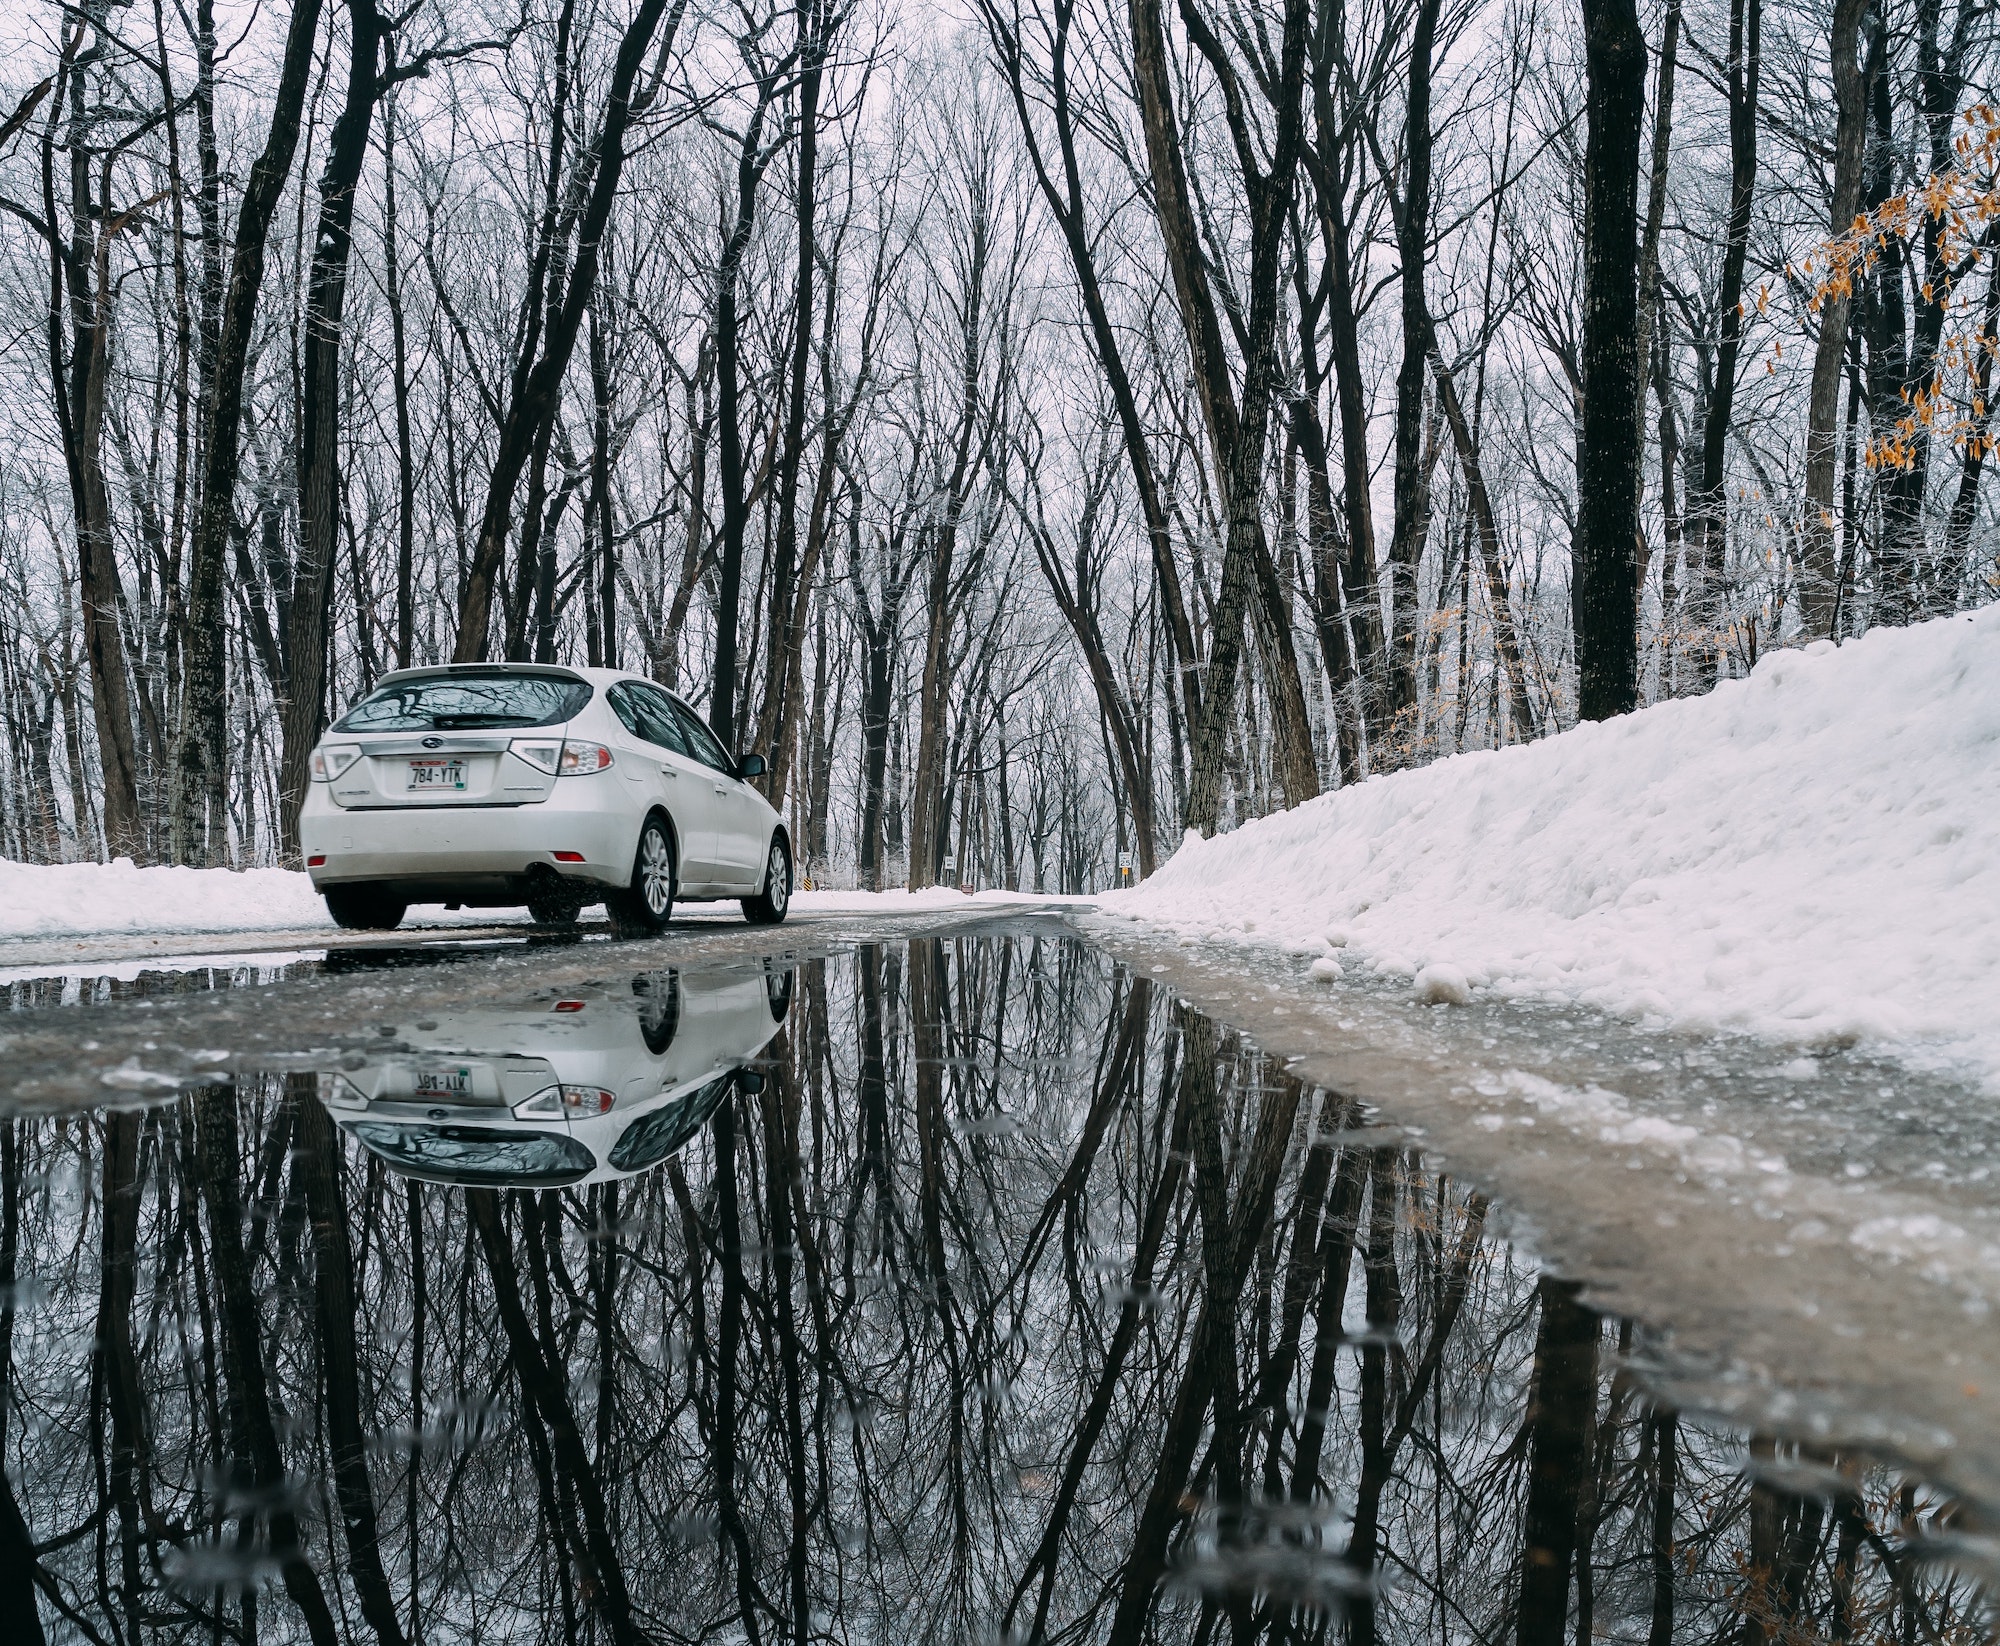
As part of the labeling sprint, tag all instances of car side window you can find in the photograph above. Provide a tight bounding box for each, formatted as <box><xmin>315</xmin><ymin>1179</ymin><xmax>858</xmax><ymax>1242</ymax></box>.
<box><xmin>634</xmin><ymin>686</ymin><xmax>696</xmax><ymax>756</ymax></box>
<box><xmin>616</xmin><ymin>683</ymin><xmax>692</xmax><ymax>756</ymax></box>
<box><xmin>663</xmin><ymin>696</ymin><xmax>733</xmax><ymax>774</ymax></box>
<box><xmin>605</xmin><ymin>684</ymin><xmax>647</xmax><ymax>741</ymax></box>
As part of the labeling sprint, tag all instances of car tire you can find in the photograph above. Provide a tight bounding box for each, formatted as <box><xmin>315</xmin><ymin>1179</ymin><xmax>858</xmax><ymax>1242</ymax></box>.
<box><xmin>764</xmin><ymin>964</ymin><xmax>794</xmax><ymax>1021</ymax></box>
<box><xmin>608</xmin><ymin>816</ymin><xmax>675</xmax><ymax>936</ymax></box>
<box><xmin>742</xmin><ymin>836</ymin><xmax>791</xmax><ymax>926</ymax></box>
<box><xmin>324</xmin><ymin>886</ymin><xmax>407</xmax><ymax>931</ymax></box>
<box><xmin>633</xmin><ymin>971</ymin><xmax>682</xmax><ymax>1054</ymax></box>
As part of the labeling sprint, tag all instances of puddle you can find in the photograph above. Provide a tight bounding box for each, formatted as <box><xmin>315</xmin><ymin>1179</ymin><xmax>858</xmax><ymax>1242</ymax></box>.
<box><xmin>0</xmin><ymin>932</ymin><xmax>1993</xmax><ymax>1641</ymax></box>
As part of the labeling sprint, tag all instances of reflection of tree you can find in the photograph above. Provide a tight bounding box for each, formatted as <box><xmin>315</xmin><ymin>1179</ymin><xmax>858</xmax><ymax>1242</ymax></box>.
<box><xmin>0</xmin><ymin>936</ymin><xmax>1989</xmax><ymax>1644</ymax></box>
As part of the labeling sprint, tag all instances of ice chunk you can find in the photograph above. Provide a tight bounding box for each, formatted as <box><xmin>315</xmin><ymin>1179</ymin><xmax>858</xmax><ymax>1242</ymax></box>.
<box><xmin>1413</xmin><ymin>964</ymin><xmax>1471</xmax><ymax>1006</ymax></box>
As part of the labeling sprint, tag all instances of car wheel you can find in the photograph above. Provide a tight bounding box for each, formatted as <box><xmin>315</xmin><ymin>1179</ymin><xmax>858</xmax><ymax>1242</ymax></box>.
<box><xmin>633</xmin><ymin>971</ymin><xmax>682</xmax><ymax>1054</ymax></box>
<box><xmin>609</xmin><ymin>817</ymin><xmax>675</xmax><ymax>936</ymax></box>
<box><xmin>324</xmin><ymin>886</ymin><xmax>408</xmax><ymax>931</ymax></box>
<box><xmin>764</xmin><ymin>965</ymin><xmax>794</xmax><ymax>1021</ymax></box>
<box><xmin>742</xmin><ymin>837</ymin><xmax>791</xmax><ymax>926</ymax></box>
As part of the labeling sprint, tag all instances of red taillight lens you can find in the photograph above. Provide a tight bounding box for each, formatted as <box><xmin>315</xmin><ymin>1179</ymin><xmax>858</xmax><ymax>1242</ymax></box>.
<box><xmin>553</xmin><ymin>1000</ymin><xmax>586</xmax><ymax>1013</ymax></box>
<box><xmin>558</xmin><ymin>1086</ymin><xmax>616</xmax><ymax>1115</ymax></box>
<box><xmin>307</xmin><ymin>854</ymin><xmax>326</xmax><ymax>867</ymax></box>
<box><xmin>552</xmin><ymin>851</ymin><xmax>585</xmax><ymax>863</ymax></box>
<box><xmin>558</xmin><ymin>741</ymin><xmax>613</xmax><ymax>775</ymax></box>
<box><xmin>510</xmin><ymin>1087</ymin><xmax>613</xmax><ymax>1119</ymax></box>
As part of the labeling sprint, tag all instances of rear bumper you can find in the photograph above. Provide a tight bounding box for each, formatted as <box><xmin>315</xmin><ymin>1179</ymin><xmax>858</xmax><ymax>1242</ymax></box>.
<box><xmin>300</xmin><ymin>781</ymin><xmax>635</xmax><ymax>897</ymax></box>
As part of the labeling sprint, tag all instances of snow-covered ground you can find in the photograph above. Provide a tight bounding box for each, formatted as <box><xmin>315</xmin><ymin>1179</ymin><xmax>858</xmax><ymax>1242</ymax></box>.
<box><xmin>0</xmin><ymin>856</ymin><xmax>1059</xmax><ymax>943</ymax></box>
<box><xmin>0</xmin><ymin>858</ymin><xmax>338</xmax><ymax>939</ymax></box>
<box><xmin>1102</xmin><ymin>608</ymin><xmax>2000</xmax><ymax>1091</ymax></box>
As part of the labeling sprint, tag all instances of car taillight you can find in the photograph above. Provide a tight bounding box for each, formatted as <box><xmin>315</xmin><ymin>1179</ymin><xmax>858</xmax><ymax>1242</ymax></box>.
<box><xmin>310</xmin><ymin>745</ymin><xmax>360</xmax><ymax>782</ymax></box>
<box><xmin>316</xmin><ymin>1072</ymin><xmax>369</xmax><ymax>1109</ymax></box>
<box><xmin>558</xmin><ymin>741</ymin><xmax>613</xmax><ymax>775</ymax></box>
<box><xmin>509</xmin><ymin>738</ymin><xmax>564</xmax><ymax>774</ymax></box>
<box><xmin>511</xmin><ymin>1085</ymin><xmax>615</xmax><ymax>1118</ymax></box>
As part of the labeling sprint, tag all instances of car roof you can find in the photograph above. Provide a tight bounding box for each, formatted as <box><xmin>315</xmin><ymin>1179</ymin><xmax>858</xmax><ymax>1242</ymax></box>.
<box><xmin>370</xmin><ymin>662</ymin><xmax>661</xmax><ymax>692</ymax></box>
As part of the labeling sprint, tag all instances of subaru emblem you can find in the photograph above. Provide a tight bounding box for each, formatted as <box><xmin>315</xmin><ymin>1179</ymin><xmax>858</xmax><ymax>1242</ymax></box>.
<box><xmin>422</xmin><ymin>736</ymin><xmax>443</xmax><ymax>749</ymax></box>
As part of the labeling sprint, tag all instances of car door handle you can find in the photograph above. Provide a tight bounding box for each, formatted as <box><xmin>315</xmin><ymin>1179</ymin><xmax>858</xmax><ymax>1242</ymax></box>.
<box><xmin>657</xmin><ymin>765</ymin><xmax>678</xmax><ymax>779</ymax></box>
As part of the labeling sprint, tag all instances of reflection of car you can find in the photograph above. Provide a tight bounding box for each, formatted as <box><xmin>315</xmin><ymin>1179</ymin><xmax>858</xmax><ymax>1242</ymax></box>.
<box><xmin>315</xmin><ymin>964</ymin><xmax>791</xmax><ymax>1187</ymax></box>
<box><xmin>300</xmin><ymin>663</ymin><xmax>791</xmax><ymax>934</ymax></box>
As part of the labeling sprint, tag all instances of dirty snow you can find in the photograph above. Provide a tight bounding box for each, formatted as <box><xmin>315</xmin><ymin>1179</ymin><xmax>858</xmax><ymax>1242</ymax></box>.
<box><xmin>0</xmin><ymin>856</ymin><xmax>1065</xmax><ymax>943</ymax></box>
<box><xmin>1108</xmin><ymin>609</ymin><xmax>2000</xmax><ymax>1090</ymax></box>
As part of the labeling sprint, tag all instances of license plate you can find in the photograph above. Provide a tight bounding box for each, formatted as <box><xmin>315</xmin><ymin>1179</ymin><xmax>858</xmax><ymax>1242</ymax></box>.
<box><xmin>414</xmin><ymin>1067</ymin><xmax>471</xmax><ymax>1099</ymax></box>
<box><xmin>407</xmin><ymin>759</ymin><xmax>466</xmax><ymax>791</ymax></box>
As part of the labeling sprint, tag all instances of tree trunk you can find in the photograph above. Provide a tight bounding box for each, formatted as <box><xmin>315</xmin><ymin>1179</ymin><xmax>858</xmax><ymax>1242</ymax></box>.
<box><xmin>1647</xmin><ymin>1413</ymin><xmax>1678</xmax><ymax>1646</ymax></box>
<box><xmin>856</xmin><ymin>585</ymin><xmax>899</xmax><ymax>890</ymax></box>
<box><xmin>752</xmin><ymin>2</ymin><xmax>836</xmax><ymax>787</ymax></box>
<box><xmin>1631</xmin><ymin>0</ymin><xmax>1679</xmax><ymax>581</ymax></box>
<box><xmin>587</xmin><ymin>298</ymin><xmax>619</xmax><ymax>668</ymax></box>
<box><xmin>1290</xmin><ymin>391</ymin><xmax>1364</xmax><ymax>783</ymax></box>
<box><xmin>907</xmin><ymin>211</ymin><xmax>989</xmax><ymax>891</ymax></box>
<box><xmin>1573</xmin><ymin>0</ymin><xmax>1648</xmax><ymax>721</ymax></box>
<box><xmin>468</xmin><ymin>1191</ymin><xmax>643</xmax><ymax>1646</ymax></box>
<box><xmin>293</xmin><ymin>1085</ymin><xmax>409</xmax><ymax>1646</ymax></box>
<box><xmin>169</xmin><ymin>0</ymin><xmax>325</xmax><ymax>865</ymax></box>
<box><xmin>1686</xmin><ymin>0</ymin><xmax>1761</xmax><ymax>687</ymax></box>
<box><xmin>1651</xmin><ymin>296</ymin><xmax>1686</xmax><ymax>687</ymax></box>
<box><xmin>1799</xmin><ymin>0</ymin><xmax>1866</xmax><ymax>635</ymax></box>
<box><xmin>1516</xmin><ymin>1279</ymin><xmax>1600</xmax><ymax>1646</ymax></box>
<box><xmin>48</xmin><ymin>34</ymin><xmax>146</xmax><ymax>859</ymax></box>
<box><xmin>1126</xmin><ymin>0</ymin><xmax>1317</xmax><ymax>831</ymax></box>
<box><xmin>1429</xmin><ymin>345</ymin><xmax>1537</xmax><ymax>735</ymax></box>
<box><xmin>1385</xmin><ymin>0</ymin><xmax>1443</xmax><ymax>734</ymax></box>
<box><xmin>709</xmin><ymin>100</ymin><xmax>776</xmax><ymax>752</ymax></box>
<box><xmin>280</xmin><ymin>0</ymin><xmax>385</xmax><ymax>857</ymax></box>
<box><xmin>1320</xmin><ymin>168</ymin><xmax>1388</xmax><ymax>751</ymax></box>
<box><xmin>194</xmin><ymin>1087</ymin><xmax>340</xmax><ymax>1646</ymax></box>
<box><xmin>1904</xmin><ymin>0</ymin><xmax>1977</xmax><ymax>619</ymax></box>
<box><xmin>383</xmin><ymin>83</ymin><xmax>416</xmax><ymax>669</ymax></box>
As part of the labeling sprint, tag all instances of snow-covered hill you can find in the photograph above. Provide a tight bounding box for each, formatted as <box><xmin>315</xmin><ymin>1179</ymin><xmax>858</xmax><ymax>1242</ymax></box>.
<box><xmin>1107</xmin><ymin>608</ymin><xmax>2000</xmax><ymax>1090</ymax></box>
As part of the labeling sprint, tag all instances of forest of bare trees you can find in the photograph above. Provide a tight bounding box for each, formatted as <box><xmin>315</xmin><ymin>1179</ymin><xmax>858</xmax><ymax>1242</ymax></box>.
<box><xmin>0</xmin><ymin>0</ymin><xmax>1994</xmax><ymax>888</ymax></box>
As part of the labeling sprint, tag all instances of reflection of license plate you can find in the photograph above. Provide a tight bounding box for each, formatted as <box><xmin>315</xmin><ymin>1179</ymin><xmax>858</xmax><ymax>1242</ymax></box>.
<box><xmin>414</xmin><ymin>1067</ymin><xmax>471</xmax><ymax>1098</ymax></box>
<box><xmin>408</xmin><ymin>759</ymin><xmax>466</xmax><ymax>790</ymax></box>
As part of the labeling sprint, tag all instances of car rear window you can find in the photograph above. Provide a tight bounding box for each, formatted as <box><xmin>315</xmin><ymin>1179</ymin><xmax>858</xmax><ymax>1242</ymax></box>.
<box><xmin>334</xmin><ymin>671</ymin><xmax>592</xmax><ymax>732</ymax></box>
<box><xmin>350</xmin><ymin>1122</ymin><xmax>594</xmax><ymax>1185</ymax></box>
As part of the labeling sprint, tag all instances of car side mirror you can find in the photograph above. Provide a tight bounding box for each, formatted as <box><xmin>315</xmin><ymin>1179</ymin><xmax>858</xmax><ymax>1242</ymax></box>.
<box><xmin>736</xmin><ymin>752</ymin><xmax>767</xmax><ymax>779</ymax></box>
<box><xmin>736</xmin><ymin>1069</ymin><xmax>766</xmax><ymax>1095</ymax></box>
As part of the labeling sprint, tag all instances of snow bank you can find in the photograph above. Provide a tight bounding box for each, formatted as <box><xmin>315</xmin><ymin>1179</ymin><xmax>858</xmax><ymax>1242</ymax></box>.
<box><xmin>1107</xmin><ymin>609</ymin><xmax>2000</xmax><ymax>1089</ymax></box>
<box><xmin>0</xmin><ymin>858</ymin><xmax>331</xmax><ymax>940</ymax></box>
<box><xmin>0</xmin><ymin>858</ymin><xmax>1073</xmax><ymax>942</ymax></box>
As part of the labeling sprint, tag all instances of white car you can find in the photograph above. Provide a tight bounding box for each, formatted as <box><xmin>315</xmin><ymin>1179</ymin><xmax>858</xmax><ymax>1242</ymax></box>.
<box><xmin>314</xmin><ymin>964</ymin><xmax>791</xmax><ymax>1187</ymax></box>
<box><xmin>300</xmin><ymin>663</ymin><xmax>790</xmax><ymax>932</ymax></box>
